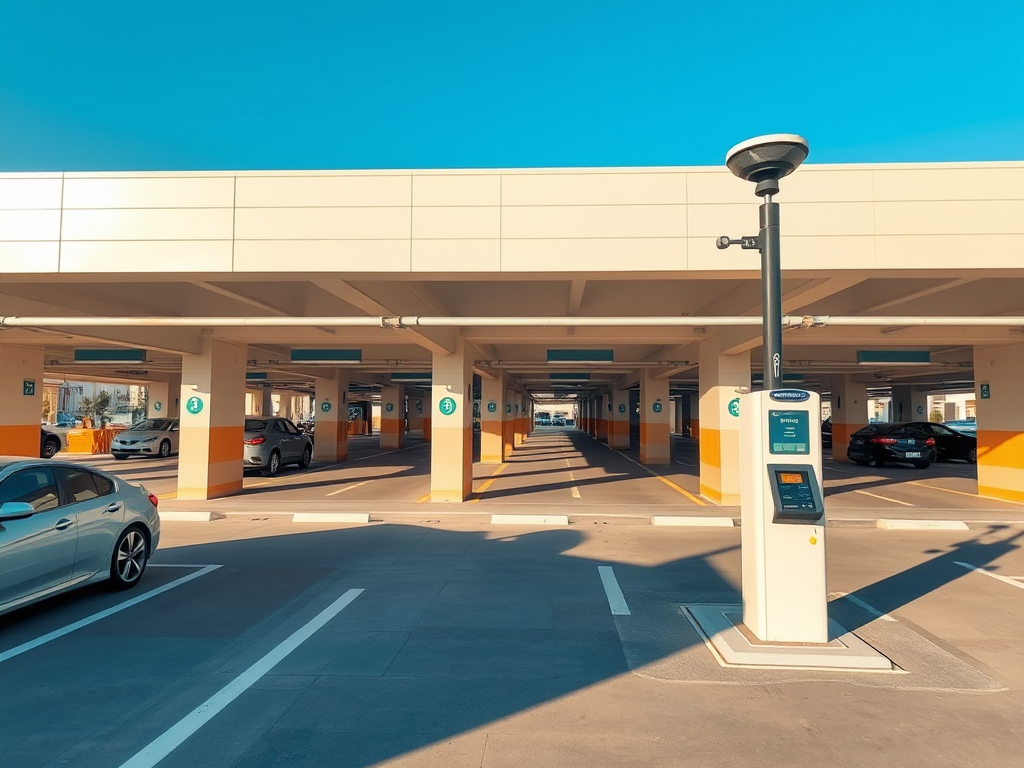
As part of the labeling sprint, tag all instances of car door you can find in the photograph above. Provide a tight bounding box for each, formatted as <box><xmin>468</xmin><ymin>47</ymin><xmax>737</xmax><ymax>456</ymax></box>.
<box><xmin>55</xmin><ymin>467</ymin><xmax>125</xmax><ymax>579</ymax></box>
<box><xmin>283</xmin><ymin>420</ymin><xmax>306</xmax><ymax>460</ymax></box>
<box><xmin>927</xmin><ymin>423</ymin><xmax>971</xmax><ymax>460</ymax></box>
<box><xmin>0</xmin><ymin>467</ymin><xmax>76</xmax><ymax>606</ymax></box>
<box><xmin>168</xmin><ymin>419</ymin><xmax>180</xmax><ymax>454</ymax></box>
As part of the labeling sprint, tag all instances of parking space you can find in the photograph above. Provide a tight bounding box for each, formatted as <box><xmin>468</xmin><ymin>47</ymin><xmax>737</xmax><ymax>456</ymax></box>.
<box><xmin>3</xmin><ymin>519</ymin><xmax>1023</xmax><ymax>767</ymax></box>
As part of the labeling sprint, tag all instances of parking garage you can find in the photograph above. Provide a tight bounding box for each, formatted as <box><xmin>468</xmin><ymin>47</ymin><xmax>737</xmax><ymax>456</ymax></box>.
<box><xmin>2</xmin><ymin>162</ymin><xmax>1023</xmax><ymax>511</ymax></box>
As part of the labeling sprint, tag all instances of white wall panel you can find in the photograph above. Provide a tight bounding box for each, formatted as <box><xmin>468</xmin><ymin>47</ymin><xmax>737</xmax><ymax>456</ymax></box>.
<box><xmin>502</xmin><ymin>205</ymin><xmax>687</xmax><ymax>239</ymax></box>
<box><xmin>0</xmin><ymin>210</ymin><xmax>62</xmax><ymax>240</ymax></box>
<box><xmin>875</xmin><ymin>234</ymin><xmax>1024</xmax><ymax>269</ymax></box>
<box><xmin>63</xmin><ymin>177</ymin><xmax>234</xmax><ymax>208</ymax></box>
<box><xmin>412</xmin><ymin>207</ymin><xmax>500</xmax><ymax>239</ymax></box>
<box><xmin>235</xmin><ymin>175</ymin><xmax>411</xmax><ymax>207</ymax></box>
<box><xmin>501</xmin><ymin>172</ymin><xmax>687</xmax><ymax>206</ymax></box>
<box><xmin>686</xmin><ymin>239</ymin><xmax>760</xmax><ymax>272</ymax></box>
<box><xmin>500</xmin><ymin>238</ymin><xmax>686</xmax><ymax>272</ymax></box>
<box><xmin>235</xmin><ymin>207</ymin><xmax>410</xmax><ymax>240</ymax></box>
<box><xmin>873</xmin><ymin>168</ymin><xmax>1024</xmax><ymax>201</ymax></box>
<box><xmin>412</xmin><ymin>240</ymin><xmax>500</xmax><ymax>272</ymax></box>
<box><xmin>0</xmin><ymin>178</ymin><xmax>63</xmax><ymax>209</ymax></box>
<box><xmin>60</xmin><ymin>241</ymin><xmax>233</xmax><ymax>272</ymax></box>
<box><xmin>233</xmin><ymin>240</ymin><xmax>411</xmax><ymax>272</ymax></box>
<box><xmin>62</xmin><ymin>208</ymin><xmax>233</xmax><ymax>240</ymax></box>
<box><xmin>773</xmin><ymin>236</ymin><xmax>876</xmax><ymax>271</ymax></box>
<box><xmin>0</xmin><ymin>242</ymin><xmax>60</xmax><ymax>272</ymax></box>
<box><xmin>686</xmin><ymin>203</ymin><xmax>755</xmax><ymax>238</ymax></box>
<box><xmin>781</xmin><ymin>202</ymin><xmax>875</xmax><ymax>236</ymax></box>
<box><xmin>875</xmin><ymin>200</ymin><xmax>1024</xmax><ymax>235</ymax></box>
<box><xmin>412</xmin><ymin>174</ymin><xmax>501</xmax><ymax>206</ymax></box>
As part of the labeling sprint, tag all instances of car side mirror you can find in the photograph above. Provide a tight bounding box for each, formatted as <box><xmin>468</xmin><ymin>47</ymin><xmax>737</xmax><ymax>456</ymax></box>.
<box><xmin>0</xmin><ymin>502</ymin><xmax>35</xmax><ymax>521</ymax></box>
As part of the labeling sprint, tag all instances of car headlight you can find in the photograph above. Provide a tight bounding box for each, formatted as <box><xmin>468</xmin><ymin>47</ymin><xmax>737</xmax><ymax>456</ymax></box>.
<box><xmin>142</xmin><ymin>437</ymin><xmax>158</xmax><ymax>443</ymax></box>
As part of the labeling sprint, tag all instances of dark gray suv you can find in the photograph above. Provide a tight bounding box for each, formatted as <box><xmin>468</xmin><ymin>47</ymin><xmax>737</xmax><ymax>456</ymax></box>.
<box><xmin>242</xmin><ymin>417</ymin><xmax>313</xmax><ymax>476</ymax></box>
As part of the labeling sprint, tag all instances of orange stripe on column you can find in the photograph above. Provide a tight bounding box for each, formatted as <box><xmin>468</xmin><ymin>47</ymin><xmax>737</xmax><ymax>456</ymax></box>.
<box><xmin>699</xmin><ymin>427</ymin><xmax>721</xmax><ymax>469</ymax></box>
<box><xmin>0</xmin><ymin>424</ymin><xmax>39</xmax><ymax>457</ymax></box>
<box><xmin>978</xmin><ymin>430</ymin><xmax>1024</xmax><ymax>467</ymax></box>
<box><xmin>209</xmin><ymin>426</ymin><xmax>244</xmax><ymax>463</ymax></box>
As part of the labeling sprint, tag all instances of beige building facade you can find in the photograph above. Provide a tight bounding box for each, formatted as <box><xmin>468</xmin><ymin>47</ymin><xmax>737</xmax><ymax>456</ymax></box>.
<box><xmin>1</xmin><ymin>161</ymin><xmax>1022</xmax><ymax>502</ymax></box>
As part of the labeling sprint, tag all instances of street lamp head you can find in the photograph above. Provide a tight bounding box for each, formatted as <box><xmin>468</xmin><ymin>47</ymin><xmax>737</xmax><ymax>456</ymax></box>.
<box><xmin>726</xmin><ymin>134</ymin><xmax>808</xmax><ymax>196</ymax></box>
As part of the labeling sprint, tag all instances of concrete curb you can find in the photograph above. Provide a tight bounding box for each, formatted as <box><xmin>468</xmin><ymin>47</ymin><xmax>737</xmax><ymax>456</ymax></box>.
<box><xmin>292</xmin><ymin>512</ymin><xmax>370</xmax><ymax>524</ymax></box>
<box><xmin>876</xmin><ymin>519</ymin><xmax>970</xmax><ymax>530</ymax></box>
<box><xmin>491</xmin><ymin>514</ymin><xmax>569</xmax><ymax>526</ymax></box>
<box><xmin>159</xmin><ymin>511</ymin><xmax>226</xmax><ymax>522</ymax></box>
<box><xmin>652</xmin><ymin>516</ymin><xmax>735</xmax><ymax>527</ymax></box>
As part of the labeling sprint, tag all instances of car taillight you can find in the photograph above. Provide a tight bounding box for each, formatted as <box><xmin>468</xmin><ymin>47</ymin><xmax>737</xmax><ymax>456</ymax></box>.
<box><xmin>925</xmin><ymin>438</ymin><xmax>935</xmax><ymax>446</ymax></box>
<box><xmin>148</xmin><ymin>493</ymin><xmax>159</xmax><ymax>509</ymax></box>
<box><xmin>870</xmin><ymin>437</ymin><xmax>898</xmax><ymax>445</ymax></box>
<box><xmin>245</xmin><ymin>436</ymin><xmax>267</xmax><ymax>445</ymax></box>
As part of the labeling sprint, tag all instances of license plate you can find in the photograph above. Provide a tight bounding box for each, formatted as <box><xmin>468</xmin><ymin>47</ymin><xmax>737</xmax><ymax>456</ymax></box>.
<box><xmin>905</xmin><ymin>451</ymin><xmax>921</xmax><ymax>458</ymax></box>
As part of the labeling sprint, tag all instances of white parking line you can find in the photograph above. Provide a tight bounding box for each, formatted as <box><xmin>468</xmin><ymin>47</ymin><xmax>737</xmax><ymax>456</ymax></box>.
<box><xmin>119</xmin><ymin>587</ymin><xmax>363</xmax><ymax>768</ymax></box>
<box><xmin>955</xmin><ymin>561</ymin><xmax>1024</xmax><ymax>591</ymax></box>
<box><xmin>598</xmin><ymin>565</ymin><xmax>630</xmax><ymax>616</ymax></box>
<box><xmin>832</xmin><ymin>591</ymin><xmax>897</xmax><ymax>622</ymax></box>
<box><xmin>674</xmin><ymin>459</ymin><xmax>695</xmax><ymax>467</ymax></box>
<box><xmin>854</xmin><ymin>489</ymin><xmax>915</xmax><ymax>507</ymax></box>
<box><xmin>325</xmin><ymin>480</ymin><xmax>370</xmax><ymax>497</ymax></box>
<box><xmin>0</xmin><ymin>564</ymin><xmax>222</xmax><ymax>664</ymax></box>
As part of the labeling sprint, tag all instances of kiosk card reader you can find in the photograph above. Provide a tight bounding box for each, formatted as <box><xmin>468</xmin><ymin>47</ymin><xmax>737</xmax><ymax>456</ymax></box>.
<box><xmin>740</xmin><ymin>389</ymin><xmax>828</xmax><ymax>643</ymax></box>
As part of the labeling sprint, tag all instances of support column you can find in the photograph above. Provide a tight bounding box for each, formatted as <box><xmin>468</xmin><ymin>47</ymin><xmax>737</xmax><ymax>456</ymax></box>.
<box><xmin>689</xmin><ymin>392</ymin><xmax>699</xmax><ymax>438</ymax></box>
<box><xmin>640</xmin><ymin>370</ymin><xmax>671</xmax><ymax>464</ymax></box>
<box><xmin>831</xmin><ymin>375</ymin><xmax>869</xmax><ymax>462</ymax></box>
<box><xmin>596</xmin><ymin>395</ymin><xmax>609</xmax><ymax>441</ymax></box>
<box><xmin>0</xmin><ymin>346</ymin><xmax>44</xmax><ymax>457</ymax></box>
<box><xmin>380</xmin><ymin>385</ymin><xmax>405</xmax><ymax>449</ymax></box>
<box><xmin>503</xmin><ymin>388</ymin><xmax>515</xmax><ymax>456</ymax></box>
<box><xmin>421</xmin><ymin>392</ymin><xmax>431</xmax><ymax>442</ymax></box>
<box><xmin>256</xmin><ymin>386</ymin><xmax>273</xmax><ymax>417</ymax></box>
<box><xmin>974</xmin><ymin>344</ymin><xmax>1024</xmax><ymax>502</ymax></box>
<box><xmin>431</xmin><ymin>338</ymin><xmax>473</xmax><ymax>502</ymax></box>
<box><xmin>890</xmin><ymin>385</ymin><xmax>929</xmax><ymax>423</ymax></box>
<box><xmin>314</xmin><ymin>372</ymin><xmax>350</xmax><ymax>461</ymax></box>
<box><xmin>674</xmin><ymin>396</ymin><xmax>685</xmax><ymax>436</ymax></box>
<box><xmin>178</xmin><ymin>340</ymin><xmax>246</xmax><ymax>500</ymax></box>
<box><xmin>608</xmin><ymin>387</ymin><xmax>630</xmax><ymax>449</ymax></box>
<box><xmin>147</xmin><ymin>373</ymin><xmax>181</xmax><ymax>419</ymax></box>
<box><xmin>697</xmin><ymin>337</ymin><xmax>751</xmax><ymax>504</ymax></box>
<box><xmin>408</xmin><ymin>393</ymin><xmax>424</xmax><ymax>433</ymax></box>
<box><xmin>514</xmin><ymin>398</ymin><xmax>525</xmax><ymax>447</ymax></box>
<box><xmin>481</xmin><ymin>372</ymin><xmax>507</xmax><ymax>463</ymax></box>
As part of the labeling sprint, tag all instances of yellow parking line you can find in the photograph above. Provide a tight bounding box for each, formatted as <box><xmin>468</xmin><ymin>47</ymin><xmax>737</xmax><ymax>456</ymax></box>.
<box><xmin>472</xmin><ymin>463</ymin><xmax>509</xmax><ymax>502</ymax></box>
<box><xmin>606</xmin><ymin>445</ymin><xmax>707</xmax><ymax>506</ymax></box>
<box><xmin>416</xmin><ymin>493</ymin><xmax>431</xmax><ymax>503</ymax></box>
<box><xmin>908</xmin><ymin>482</ymin><xmax>1024</xmax><ymax>506</ymax></box>
<box><xmin>157</xmin><ymin>492</ymin><xmax>177</xmax><ymax>500</ymax></box>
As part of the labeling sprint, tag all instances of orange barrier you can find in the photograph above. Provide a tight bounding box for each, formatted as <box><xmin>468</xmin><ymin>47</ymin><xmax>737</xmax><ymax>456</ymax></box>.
<box><xmin>65</xmin><ymin>428</ymin><xmax>120</xmax><ymax>454</ymax></box>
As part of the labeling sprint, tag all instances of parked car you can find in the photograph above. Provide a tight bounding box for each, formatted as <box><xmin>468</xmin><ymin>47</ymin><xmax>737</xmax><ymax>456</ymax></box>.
<box><xmin>243</xmin><ymin>417</ymin><xmax>313</xmax><ymax>476</ymax></box>
<box><xmin>112</xmin><ymin>418</ymin><xmax>180</xmax><ymax>460</ymax></box>
<box><xmin>536</xmin><ymin>415</ymin><xmax>551</xmax><ymax>426</ymax></box>
<box><xmin>847</xmin><ymin>423</ymin><xmax>936</xmax><ymax>468</ymax></box>
<box><xmin>552</xmin><ymin>414</ymin><xmax>566</xmax><ymax>426</ymax></box>
<box><xmin>905</xmin><ymin>422</ymin><xmax>977</xmax><ymax>463</ymax></box>
<box><xmin>943</xmin><ymin>419</ymin><xmax>977</xmax><ymax>437</ymax></box>
<box><xmin>40</xmin><ymin>429</ymin><xmax>61</xmax><ymax>459</ymax></box>
<box><xmin>821</xmin><ymin>417</ymin><xmax>832</xmax><ymax>449</ymax></box>
<box><xmin>0</xmin><ymin>458</ymin><xmax>160</xmax><ymax>615</ymax></box>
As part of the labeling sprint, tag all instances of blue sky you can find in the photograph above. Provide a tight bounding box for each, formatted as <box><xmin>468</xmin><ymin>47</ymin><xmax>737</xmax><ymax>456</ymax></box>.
<box><xmin>1</xmin><ymin>1</ymin><xmax>1022</xmax><ymax>171</ymax></box>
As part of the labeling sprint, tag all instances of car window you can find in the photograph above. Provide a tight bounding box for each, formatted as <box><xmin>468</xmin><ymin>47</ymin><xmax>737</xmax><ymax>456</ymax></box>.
<box><xmin>245</xmin><ymin>419</ymin><xmax>268</xmax><ymax>432</ymax></box>
<box><xmin>283</xmin><ymin>420</ymin><xmax>301</xmax><ymax>435</ymax></box>
<box><xmin>56</xmin><ymin>467</ymin><xmax>100</xmax><ymax>503</ymax></box>
<box><xmin>0</xmin><ymin>468</ymin><xmax>60</xmax><ymax>512</ymax></box>
<box><xmin>904</xmin><ymin>423</ymin><xmax>931</xmax><ymax>435</ymax></box>
<box><xmin>93</xmin><ymin>473</ymin><xmax>114</xmax><ymax>496</ymax></box>
<box><xmin>852</xmin><ymin>424</ymin><xmax>888</xmax><ymax>436</ymax></box>
<box><xmin>927</xmin><ymin>424</ymin><xmax>956</xmax><ymax>436</ymax></box>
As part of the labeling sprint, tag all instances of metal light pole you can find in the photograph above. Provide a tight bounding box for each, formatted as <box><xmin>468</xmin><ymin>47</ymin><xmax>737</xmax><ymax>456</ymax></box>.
<box><xmin>717</xmin><ymin>134</ymin><xmax>809</xmax><ymax>391</ymax></box>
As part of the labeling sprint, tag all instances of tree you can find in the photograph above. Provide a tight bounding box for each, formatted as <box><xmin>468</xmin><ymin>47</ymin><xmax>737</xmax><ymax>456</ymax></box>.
<box><xmin>78</xmin><ymin>391</ymin><xmax>113</xmax><ymax>427</ymax></box>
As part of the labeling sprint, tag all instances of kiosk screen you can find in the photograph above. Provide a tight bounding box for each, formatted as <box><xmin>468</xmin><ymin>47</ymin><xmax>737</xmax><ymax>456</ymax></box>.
<box><xmin>768</xmin><ymin>410</ymin><xmax>810</xmax><ymax>455</ymax></box>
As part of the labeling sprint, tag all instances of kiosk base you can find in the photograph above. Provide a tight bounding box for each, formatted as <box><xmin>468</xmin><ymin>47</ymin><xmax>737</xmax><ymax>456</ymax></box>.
<box><xmin>685</xmin><ymin>605</ymin><xmax>894</xmax><ymax>671</ymax></box>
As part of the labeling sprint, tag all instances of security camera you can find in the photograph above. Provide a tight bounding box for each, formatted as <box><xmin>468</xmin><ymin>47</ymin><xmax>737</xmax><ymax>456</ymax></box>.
<box><xmin>726</xmin><ymin>134</ymin><xmax>809</xmax><ymax>196</ymax></box>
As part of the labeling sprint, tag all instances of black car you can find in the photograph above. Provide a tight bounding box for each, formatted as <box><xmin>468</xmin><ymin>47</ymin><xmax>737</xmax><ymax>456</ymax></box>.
<box><xmin>847</xmin><ymin>423</ymin><xmax>936</xmax><ymax>469</ymax></box>
<box><xmin>901</xmin><ymin>421</ymin><xmax>977</xmax><ymax>463</ymax></box>
<box><xmin>821</xmin><ymin>417</ymin><xmax>832</xmax><ymax>449</ymax></box>
<box><xmin>40</xmin><ymin>428</ymin><xmax>61</xmax><ymax>458</ymax></box>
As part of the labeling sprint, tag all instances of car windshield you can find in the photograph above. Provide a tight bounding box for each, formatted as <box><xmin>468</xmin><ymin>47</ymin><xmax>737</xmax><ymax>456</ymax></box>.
<box><xmin>129</xmin><ymin>419</ymin><xmax>173</xmax><ymax>431</ymax></box>
<box><xmin>852</xmin><ymin>424</ymin><xmax>897</xmax><ymax>436</ymax></box>
<box><xmin>245</xmin><ymin>419</ymin><xmax>269</xmax><ymax>432</ymax></box>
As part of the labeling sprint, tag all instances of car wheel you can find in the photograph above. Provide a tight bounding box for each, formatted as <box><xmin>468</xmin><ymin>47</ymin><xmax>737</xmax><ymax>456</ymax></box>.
<box><xmin>967</xmin><ymin>447</ymin><xmax>977</xmax><ymax>464</ymax></box>
<box><xmin>114</xmin><ymin>454</ymin><xmax>130</xmax><ymax>461</ymax></box>
<box><xmin>159</xmin><ymin>439</ymin><xmax>172</xmax><ymax>459</ymax></box>
<box><xmin>108</xmin><ymin>526</ymin><xmax>148</xmax><ymax>590</ymax></box>
<box><xmin>264</xmin><ymin>450</ymin><xmax>281</xmax><ymax>477</ymax></box>
<box><xmin>913</xmin><ymin>461</ymin><xmax>931</xmax><ymax>469</ymax></box>
<box><xmin>42</xmin><ymin>438</ymin><xmax>60</xmax><ymax>458</ymax></box>
<box><xmin>870</xmin><ymin>457</ymin><xmax>887</xmax><ymax>468</ymax></box>
<box><xmin>299</xmin><ymin>445</ymin><xmax>312</xmax><ymax>468</ymax></box>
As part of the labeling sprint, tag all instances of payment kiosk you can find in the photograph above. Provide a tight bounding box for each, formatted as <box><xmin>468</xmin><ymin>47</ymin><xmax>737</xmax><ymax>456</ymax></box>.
<box><xmin>740</xmin><ymin>389</ymin><xmax>828</xmax><ymax>643</ymax></box>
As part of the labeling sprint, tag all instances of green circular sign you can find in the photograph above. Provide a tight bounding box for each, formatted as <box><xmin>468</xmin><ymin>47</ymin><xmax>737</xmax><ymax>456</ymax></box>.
<box><xmin>439</xmin><ymin>396</ymin><xmax>457</xmax><ymax>416</ymax></box>
<box><xmin>487</xmin><ymin>401</ymin><xmax>497</xmax><ymax>413</ymax></box>
<box><xmin>153</xmin><ymin>401</ymin><xmax>162</xmax><ymax>412</ymax></box>
<box><xmin>385</xmin><ymin>402</ymin><xmax>394</xmax><ymax>412</ymax></box>
<box><xmin>618</xmin><ymin>403</ymin><xmax>626</xmax><ymax>414</ymax></box>
<box><xmin>653</xmin><ymin>401</ymin><xmax>663</xmax><ymax>414</ymax></box>
<box><xmin>185</xmin><ymin>396</ymin><xmax>204</xmax><ymax>415</ymax></box>
<box><xmin>728</xmin><ymin>398</ymin><xmax>740</xmax><ymax>417</ymax></box>
<box><xmin>321</xmin><ymin>401</ymin><xmax>332</xmax><ymax>413</ymax></box>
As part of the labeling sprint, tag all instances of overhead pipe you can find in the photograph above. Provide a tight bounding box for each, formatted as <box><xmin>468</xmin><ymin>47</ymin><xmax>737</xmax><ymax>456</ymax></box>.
<box><xmin>2</xmin><ymin>315</ymin><xmax>1023</xmax><ymax>329</ymax></box>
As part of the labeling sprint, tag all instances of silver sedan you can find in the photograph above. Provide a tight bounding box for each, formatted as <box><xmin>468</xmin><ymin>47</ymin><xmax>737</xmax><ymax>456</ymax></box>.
<box><xmin>0</xmin><ymin>458</ymin><xmax>161</xmax><ymax>616</ymax></box>
<box><xmin>243</xmin><ymin>417</ymin><xmax>313</xmax><ymax>476</ymax></box>
<box><xmin>111</xmin><ymin>418</ymin><xmax>179</xmax><ymax>460</ymax></box>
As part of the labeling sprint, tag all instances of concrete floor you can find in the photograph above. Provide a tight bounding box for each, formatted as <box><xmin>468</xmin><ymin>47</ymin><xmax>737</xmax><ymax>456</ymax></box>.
<box><xmin>2</xmin><ymin>520</ymin><xmax>1022</xmax><ymax>767</ymax></box>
